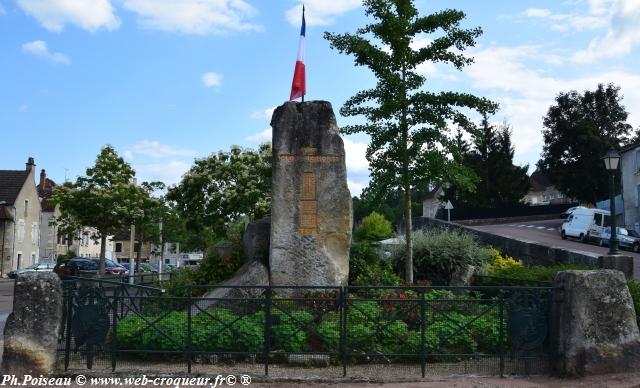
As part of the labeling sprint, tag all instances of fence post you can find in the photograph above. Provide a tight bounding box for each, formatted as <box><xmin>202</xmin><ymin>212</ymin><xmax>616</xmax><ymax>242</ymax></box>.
<box><xmin>186</xmin><ymin>287</ymin><xmax>192</xmax><ymax>374</ymax></box>
<box><xmin>64</xmin><ymin>284</ymin><xmax>74</xmax><ymax>371</ymax></box>
<box><xmin>420</xmin><ymin>290</ymin><xmax>426</xmax><ymax>378</ymax></box>
<box><xmin>499</xmin><ymin>290</ymin><xmax>505</xmax><ymax>377</ymax></box>
<box><xmin>341</xmin><ymin>286</ymin><xmax>348</xmax><ymax>377</ymax></box>
<box><xmin>111</xmin><ymin>286</ymin><xmax>119</xmax><ymax>372</ymax></box>
<box><xmin>264</xmin><ymin>286</ymin><xmax>272</xmax><ymax>376</ymax></box>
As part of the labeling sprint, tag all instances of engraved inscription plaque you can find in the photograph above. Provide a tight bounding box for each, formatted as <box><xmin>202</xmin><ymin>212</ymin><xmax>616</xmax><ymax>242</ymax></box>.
<box><xmin>299</xmin><ymin>171</ymin><xmax>318</xmax><ymax>235</ymax></box>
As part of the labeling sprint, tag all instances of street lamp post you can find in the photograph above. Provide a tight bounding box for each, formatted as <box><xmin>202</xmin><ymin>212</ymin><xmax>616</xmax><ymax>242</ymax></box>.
<box><xmin>603</xmin><ymin>149</ymin><xmax>621</xmax><ymax>255</ymax></box>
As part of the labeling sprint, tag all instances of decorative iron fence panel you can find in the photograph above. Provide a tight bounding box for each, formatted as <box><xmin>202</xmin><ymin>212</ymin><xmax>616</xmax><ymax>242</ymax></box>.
<box><xmin>57</xmin><ymin>281</ymin><xmax>554</xmax><ymax>377</ymax></box>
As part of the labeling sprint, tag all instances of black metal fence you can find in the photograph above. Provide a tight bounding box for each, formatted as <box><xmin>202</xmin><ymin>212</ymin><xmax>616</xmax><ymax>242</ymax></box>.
<box><xmin>58</xmin><ymin>279</ymin><xmax>554</xmax><ymax>378</ymax></box>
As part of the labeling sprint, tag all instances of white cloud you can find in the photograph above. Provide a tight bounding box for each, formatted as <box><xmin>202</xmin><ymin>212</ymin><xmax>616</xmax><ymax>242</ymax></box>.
<box><xmin>17</xmin><ymin>0</ymin><xmax>119</xmax><ymax>32</ymax></box>
<box><xmin>523</xmin><ymin>8</ymin><xmax>552</xmax><ymax>18</ymax></box>
<box><xmin>250</xmin><ymin>106</ymin><xmax>276</xmax><ymax>121</ymax></box>
<box><xmin>285</xmin><ymin>0</ymin><xmax>360</xmax><ymax>27</ymax></box>
<box><xmin>343</xmin><ymin>137</ymin><xmax>369</xmax><ymax>174</ymax></box>
<box><xmin>122</xmin><ymin>0</ymin><xmax>261</xmax><ymax>34</ymax></box>
<box><xmin>21</xmin><ymin>40</ymin><xmax>71</xmax><ymax>64</ymax></box>
<box><xmin>572</xmin><ymin>0</ymin><xmax>640</xmax><ymax>63</ymax></box>
<box><xmin>134</xmin><ymin>160</ymin><xmax>191</xmax><ymax>185</ymax></box>
<box><xmin>128</xmin><ymin>140</ymin><xmax>196</xmax><ymax>158</ymax></box>
<box><xmin>202</xmin><ymin>72</ymin><xmax>222</xmax><ymax>88</ymax></box>
<box><xmin>347</xmin><ymin>179</ymin><xmax>365</xmax><ymax>197</ymax></box>
<box><xmin>463</xmin><ymin>44</ymin><xmax>640</xmax><ymax>167</ymax></box>
<box><xmin>522</xmin><ymin>0</ymin><xmax>640</xmax><ymax>62</ymax></box>
<box><xmin>245</xmin><ymin>128</ymin><xmax>272</xmax><ymax>143</ymax></box>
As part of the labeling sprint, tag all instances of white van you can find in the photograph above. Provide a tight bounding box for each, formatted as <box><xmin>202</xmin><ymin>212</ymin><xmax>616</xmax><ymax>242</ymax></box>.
<box><xmin>561</xmin><ymin>207</ymin><xmax>610</xmax><ymax>243</ymax></box>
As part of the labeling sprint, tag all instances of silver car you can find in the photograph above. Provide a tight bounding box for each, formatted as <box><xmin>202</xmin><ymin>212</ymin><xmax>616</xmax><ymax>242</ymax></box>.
<box><xmin>599</xmin><ymin>227</ymin><xmax>640</xmax><ymax>252</ymax></box>
<box><xmin>8</xmin><ymin>261</ymin><xmax>56</xmax><ymax>279</ymax></box>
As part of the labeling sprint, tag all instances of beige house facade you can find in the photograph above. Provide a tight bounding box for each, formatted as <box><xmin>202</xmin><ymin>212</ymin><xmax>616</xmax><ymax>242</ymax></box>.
<box><xmin>0</xmin><ymin>157</ymin><xmax>42</xmax><ymax>274</ymax></box>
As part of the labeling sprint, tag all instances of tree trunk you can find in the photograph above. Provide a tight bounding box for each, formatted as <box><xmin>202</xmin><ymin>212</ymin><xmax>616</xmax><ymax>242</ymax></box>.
<box><xmin>99</xmin><ymin>234</ymin><xmax>106</xmax><ymax>275</ymax></box>
<box><xmin>400</xmin><ymin>65</ymin><xmax>413</xmax><ymax>284</ymax></box>
<box><xmin>404</xmin><ymin>185</ymin><xmax>413</xmax><ymax>284</ymax></box>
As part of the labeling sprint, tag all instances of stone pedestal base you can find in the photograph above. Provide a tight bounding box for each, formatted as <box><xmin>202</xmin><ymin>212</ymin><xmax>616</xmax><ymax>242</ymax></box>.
<box><xmin>551</xmin><ymin>270</ymin><xmax>640</xmax><ymax>376</ymax></box>
<box><xmin>598</xmin><ymin>254</ymin><xmax>634</xmax><ymax>279</ymax></box>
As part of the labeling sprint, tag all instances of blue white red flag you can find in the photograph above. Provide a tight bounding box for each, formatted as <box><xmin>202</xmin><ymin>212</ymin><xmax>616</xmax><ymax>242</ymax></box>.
<box><xmin>289</xmin><ymin>6</ymin><xmax>306</xmax><ymax>101</ymax></box>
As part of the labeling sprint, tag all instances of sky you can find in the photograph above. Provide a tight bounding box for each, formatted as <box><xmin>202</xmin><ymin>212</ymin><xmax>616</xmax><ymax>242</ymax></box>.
<box><xmin>1</xmin><ymin>0</ymin><xmax>640</xmax><ymax>197</ymax></box>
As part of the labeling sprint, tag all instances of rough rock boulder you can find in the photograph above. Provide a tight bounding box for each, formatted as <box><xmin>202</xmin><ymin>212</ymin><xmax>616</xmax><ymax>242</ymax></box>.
<box><xmin>269</xmin><ymin>101</ymin><xmax>352</xmax><ymax>287</ymax></box>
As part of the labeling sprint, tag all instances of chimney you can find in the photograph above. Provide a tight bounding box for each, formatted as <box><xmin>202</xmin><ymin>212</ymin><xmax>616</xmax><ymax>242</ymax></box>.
<box><xmin>39</xmin><ymin>169</ymin><xmax>46</xmax><ymax>190</ymax></box>
<box><xmin>25</xmin><ymin>157</ymin><xmax>35</xmax><ymax>171</ymax></box>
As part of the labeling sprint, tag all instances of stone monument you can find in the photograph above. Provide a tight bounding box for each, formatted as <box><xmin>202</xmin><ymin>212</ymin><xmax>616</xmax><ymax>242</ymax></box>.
<box><xmin>269</xmin><ymin>101</ymin><xmax>352</xmax><ymax>287</ymax></box>
<box><xmin>550</xmin><ymin>270</ymin><xmax>640</xmax><ymax>376</ymax></box>
<box><xmin>2</xmin><ymin>272</ymin><xmax>63</xmax><ymax>375</ymax></box>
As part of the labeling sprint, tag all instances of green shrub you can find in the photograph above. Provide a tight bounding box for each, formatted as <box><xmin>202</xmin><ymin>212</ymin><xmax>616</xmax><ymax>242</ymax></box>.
<box><xmin>627</xmin><ymin>279</ymin><xmax>640</xmax><ymax>326</ymax></box>
<box><xmin>486</xmin><ymin>263</ymin><xmax>593</xmax><ymax>283</ymax></box>
<box><xmin>233</xmin><ymin>311</ymin><xmax>265</xmax><ymax>352</ymax></box>
<box><xmin>317</xmin><ymin>316</ymin><xmax>340</xmax><ymax>352</ymax></box>
<box><xmin>349</xmin><ymin>242</ymin><xmax>401</xmax><ymax>286</ymax></box>
<box><xmin>392</xmin><ymin>228</ymin><xmax>490</xmax><ymax>278</ymax></box>
<box><xmin>354</xmin><ymin>211</ymin><xmax>393</xmax><ymax>242</ymax></box>
<box><xmin>192</xmin><ymin>308</ymin><xmax>237</xmax><ymax>351</ymax></box>
<box><xmin>271</xmin><ymin>310</ymin><xmax>314</xmax><ymax>352</ymax></box>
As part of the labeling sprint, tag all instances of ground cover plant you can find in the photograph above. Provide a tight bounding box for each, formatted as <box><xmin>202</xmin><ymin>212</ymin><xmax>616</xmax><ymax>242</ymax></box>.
<box><xmin>115</xmin><ymin>289</ymin><xmax>505</xmax><ymax>361</ymax></box>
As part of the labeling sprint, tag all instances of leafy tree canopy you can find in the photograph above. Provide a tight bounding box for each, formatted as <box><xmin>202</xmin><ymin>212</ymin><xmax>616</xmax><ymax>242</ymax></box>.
<box><xmin>325</xmin><ymin>0</ymin><xmax>495</xmax><ymax>282</ymax></box>
<box><xmin>537</xmin><ymin>83</ymin><xmax>633</xmax><ymax>204</ymax></box>
<box><xmin>51</xmin><ymin>145</ymin><xmax>138</xmax><ymax>273</ymax></box>
<box><xmin>166</xmin><ymin>143</ymin><xmax>272</xmax><ymax>245</ymax></box>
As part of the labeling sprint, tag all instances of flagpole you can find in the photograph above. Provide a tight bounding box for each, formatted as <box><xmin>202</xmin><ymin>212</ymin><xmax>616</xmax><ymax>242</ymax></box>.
<box><xmin>301</xmin><ymin>4</ymin><xmax>305</xmax><ymax>104</ymax></box>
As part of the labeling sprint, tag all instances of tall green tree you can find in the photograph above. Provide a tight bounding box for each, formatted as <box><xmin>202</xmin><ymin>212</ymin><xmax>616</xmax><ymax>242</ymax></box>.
<box><xmin>129</xmin><ymin>181</ymin><xmax>166</xmax><ymax>272</ymax></box>
<box><xmin>446</xmin><ymin>119</ymin><xmax>529</xmax><ymax>208</ymax></box>
<box><xmin>325</xmin><ymin>0</ymin><xmax>495</xmax><ymax>282</ymax></box>
<box><xmin>52</xmin><ymin>146</ymin><xmax>138</xmax><ymax>274</ymax></box>
<box><xmin>538</xmin><ymin>83</ymin><xmax>633</xmax><ymax>204</ymax></box>
<box><xmin>167</xmin><ymin>143</ymin><xmax>272</xmax><ymax>250</ymax></box>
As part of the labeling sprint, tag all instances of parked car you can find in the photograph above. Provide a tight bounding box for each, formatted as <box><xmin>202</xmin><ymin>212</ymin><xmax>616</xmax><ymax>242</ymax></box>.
<box><xmin>91</xmin><ymin>258</ymin><xmax>128</xmax><ymax>275</ymax></box>
<box><xmin>561</xmin><ymin>207</ymin><xmax>610</xmax><ymax>243</ymax></box>
<box><xmin>599</xmin><ymin>227</ymin><xmax>640</xmax><ymax>252</ymax></box>
<box><xmin>54</xmin><ymin>258</ymin><xmax>99</xmax><ymax>279</ymax></box>
<box><xmin>8</xmin><ymin>261</ymin><xmax>55</xmax><ymax>279</ymax></box>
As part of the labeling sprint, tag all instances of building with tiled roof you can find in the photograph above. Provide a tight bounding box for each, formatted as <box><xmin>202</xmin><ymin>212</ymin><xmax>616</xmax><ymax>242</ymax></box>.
<box><xmin>523</xmin><ymin>169</ymin><xmax>572</xmax><ymax>206</ymax></box>
<box><xmin>0</xmin><ymin>157</ymin><xmax>42</xmax><ymax>275</ymax></box>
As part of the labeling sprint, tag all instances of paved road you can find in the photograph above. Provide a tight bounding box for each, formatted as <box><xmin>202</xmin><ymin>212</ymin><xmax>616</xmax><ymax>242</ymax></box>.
<box><xmin>471</xmin><ymin>219</ymin><xmax>640</xmax><ymax>278</ymax></box>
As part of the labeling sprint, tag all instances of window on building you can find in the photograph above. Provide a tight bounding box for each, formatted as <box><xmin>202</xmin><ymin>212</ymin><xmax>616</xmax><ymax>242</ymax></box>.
<box><xmin>115</xmin><ymin>243</ymin><xmax>122</xmax><ymax>253</ymax></box>
<box><xmin>636</xmin><ymin>150</ymin><xmax>640</xmax><ymax>173</ymax></box>
<box><xmin>17</xmin><ymin>221</ymin><xmax>25</xmax><ymax>242</ymax></box>
<box><xmin>31</xmin><ymin>223</ymin><xmax>38</xmax><ymax>244</ymax></box>
<box><xmin>24</xmin><ymin>200</ymin><xmax>28</xmax><ymax>218</ymax></box>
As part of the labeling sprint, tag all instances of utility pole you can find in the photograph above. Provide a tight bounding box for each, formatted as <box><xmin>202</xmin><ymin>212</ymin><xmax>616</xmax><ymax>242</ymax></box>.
<box><xmin>128</xmin><ymin>178</ymin><xmax>137</xmax><ymax>284</ymax></box>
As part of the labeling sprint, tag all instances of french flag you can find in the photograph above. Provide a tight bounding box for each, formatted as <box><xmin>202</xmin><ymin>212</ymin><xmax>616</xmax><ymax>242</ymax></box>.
<box><xmin>289</xmin><ymin>6</ymin><xmax>306</xmax><ymax>101</ymax></box>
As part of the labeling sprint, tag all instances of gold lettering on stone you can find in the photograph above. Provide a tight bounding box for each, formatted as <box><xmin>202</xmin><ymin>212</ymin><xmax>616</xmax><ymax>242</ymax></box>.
<box><xmin>299</xmin><ymin>172</ymin><xmax>318</xmax><ymax>236</ymax></box>
<box><xmin>278</xmin><ymin>154</ymin><xmax>341</xmax><ymax>163</ymax></box>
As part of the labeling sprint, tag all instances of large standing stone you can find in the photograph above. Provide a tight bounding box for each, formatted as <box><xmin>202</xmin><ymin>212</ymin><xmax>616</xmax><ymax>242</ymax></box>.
<box><xmin>269</xmin><ymin>101</ymin><xmax>352</xmax><ymax>287</ymax></box>
<box><xmin>550</xmin><ymin>270</ymin><xmax>640</xmax><ymax>376</ymax></box>
<box><xmin>2</xmin><ymin>272</ymin><xmax>62</xmax><ymax>375</ymax></box>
